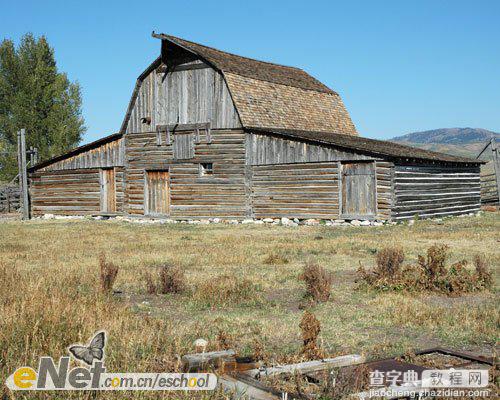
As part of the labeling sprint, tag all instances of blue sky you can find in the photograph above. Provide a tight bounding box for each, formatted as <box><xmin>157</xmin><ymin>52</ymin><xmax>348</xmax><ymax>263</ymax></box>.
<box><xmin>2</xmin><ymin>0</ymin><xmax>499</xmax><ymax>143</ymax></box>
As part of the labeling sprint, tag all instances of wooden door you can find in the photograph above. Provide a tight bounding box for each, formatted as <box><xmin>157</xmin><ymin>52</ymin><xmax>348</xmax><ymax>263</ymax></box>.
<box><xmin>341</xmin><ymin>162</ymin><xmax>376</xmax><ymax>218</ymax></box>
<box><xmin>100</xmin><ymin>168</ymin><xmax>116</xmax><ymax>213</ymax></box>
<box><xmin>146</xmin><ymin>170</ymin><xmax>170</xmax><ymax>216</ymax></box>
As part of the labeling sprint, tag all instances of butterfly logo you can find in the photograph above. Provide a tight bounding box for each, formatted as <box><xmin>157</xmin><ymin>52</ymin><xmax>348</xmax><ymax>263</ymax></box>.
<box><xmin>68</xmin><ymin>331</ymin><xmax>106</xmax><ymax>366</ymax></box>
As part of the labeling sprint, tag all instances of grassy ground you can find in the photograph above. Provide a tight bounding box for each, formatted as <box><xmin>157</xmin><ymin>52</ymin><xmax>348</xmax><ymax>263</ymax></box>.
<box><xmin>0</xmin><ymin>213</ymin><xmax>498</xmax><ymax>399</ymax></box>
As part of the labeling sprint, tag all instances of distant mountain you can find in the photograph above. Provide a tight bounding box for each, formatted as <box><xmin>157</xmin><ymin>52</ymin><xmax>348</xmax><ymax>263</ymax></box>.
<box><xmin>390</xmin><ymin>128</ymin><xmax>499</xmax><ymax>159</ymax></box>
<box><xmin>392</xmin><ymin>128</ymin><xmax>499</xmax><ymax>145</ymax></box>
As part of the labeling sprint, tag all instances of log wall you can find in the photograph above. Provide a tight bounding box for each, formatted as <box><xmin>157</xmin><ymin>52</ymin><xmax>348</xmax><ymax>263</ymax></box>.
<box><xmin>30</xmin><ymin>168</ymin><xmax>125</xmax><ymax>216</ymax></box>
<box><xmin>392</xmin><ymin>164</ymin><xmax>481</xmax><ymax>220</ymax></box>
<box><xmin>376</xmin><ymin>161</ymin><xmax>393</xmax><ymax>220</ymax></box>
<box><xmin>125</xmin><ymin>129</ymin><xmax>247</xmax><ymax>218</ymax></box>
<box><xmin>251</xmin><ymin>162</ymin><xmax>340</xmax><ymax>219</ymax></box>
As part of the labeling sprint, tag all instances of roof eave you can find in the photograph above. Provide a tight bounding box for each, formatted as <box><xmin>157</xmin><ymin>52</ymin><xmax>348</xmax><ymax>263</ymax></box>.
<box><xmin>29</xmin><ymin>133</ymin><xmax>123</xmax><ymax>173</ymax></box>
<box><xmin>245</xmin><ymin>127</ymin><xmax>485</xmax><ymax>165</ymax></box>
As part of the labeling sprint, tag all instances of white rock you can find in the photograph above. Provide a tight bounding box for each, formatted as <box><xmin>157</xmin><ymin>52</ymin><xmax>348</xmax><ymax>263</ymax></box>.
<box><xmin>350</xmin><ymin>219</ymin><xmax>361</xmax><ymax>226</ymax></box>
<box><xmin>263</xmin><ymin>218</ymin><xmax>274</xmax><ymax>223</ymax></box>
<box><xmin>304</xmin><ymin>219</ymin><xmax>320</xmax><ymax>226</ymax></box>
<box><xmin>373</xmin><ymin>221</ymin><xmax>384</xmax><ymax>226</ymax></box>
<box><xmin>194</xmin><ymin>338</ymin><xmax>208</xmax><ymax>353</ymax></box>
<box><xmin>43</xmin><ymin>213</ymin><xmax>55</xmax><ymax>220</ymax></box>
<box><xmin>280</xmin><ymin>217</ymin><xmax>291</xmax><ymax>225</ymax></box>
<box><xmin>228</xmin><ymin>220</ymin><xmax>239</xmax><ymax>224</ymax></box>
<box><xmin>254</xmin><ymin>220</ymin><xmax>264</xmax><ymax>225</ymax></box>
<box><xmin>408</xmin><ymin>220</ymin><xmax>415</xmax><ymax>226</ymax></box>
<box><xmin>334</xmin><ymin>219</ymin><xmax>345</xmax><ymax>223</ymax></box>
<box><xmin>212</xmin><ymin>218</ymin><xmax>221</xmax><ymax>224</ymax></box>
<box><xmin>293</xmin><ymin>218</ymin><xmax>300</xmax><ymax>224</ymax></box>
<box><xmin>360</xmin><ymin>220</ymin><xmax>371</xmax><ymax>226</ymax></box>
<box><xmin>241</xmin><ymin>219</ymin><xmax>254</xmax><ymax>224</ymax></box>
<box><xmin>325</xmin><ymin>221</ymin><xmax>333</xmax><ymax>226</ymax></box>
<box><xmin>199</xmin><ymin>219</ymin><xmax>210</xmax><ymax>225</ymax></box>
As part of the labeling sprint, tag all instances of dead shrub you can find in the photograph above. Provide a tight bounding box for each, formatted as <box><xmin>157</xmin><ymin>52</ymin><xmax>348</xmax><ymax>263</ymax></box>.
<box><xmin>375</xmin><ymin>247</ymin><xmax>405</xmax><ymax>277</ymax></box>
<box><xmin>299</xmin><ymin>263</ymin><xmax>332</xmax><ymax>303</ymax></box>
<box><xmin>144</xmin><ymin>272</ymin><xmax>157</xmax><ymax>295</ymax></box>
<box><xmin>216</xmin><ymin>329</ymin><xmax>234</xmax><ymax>351</ymax></box>
<box><xmin>418</xmin><ymin>244</ymin><xmax>448</xmax><ymax>283</ymax></box>
<box><xmin>252</xmin><ymin>338</ymin><xmax>268</xmax><ymax>362</ymax></box>
<box><xmin>263</xmin><ymin>252</ymin><xmax>289</xmax><ymax>265</ymax></box>
<box><xmin>99</xmin><ymin>254</ymin><xmax>119</xmax><ymax>293</ymax></box>
<box><xmin>144</xmin><ymin>264</ymin><xmax>186</xmax><ymax>295</ymax></box>
<box><xmin>474</xmin><ymin>254</ymin><xmax>493</xmax><ymax>289</ymax></box>
<box><xmin>357</xmin><ymin>245</ymin><xmax>493</xmax><ymax>296</ymax></box>
<box><xmin>322</xmin><ymin>365</ymin><xmax>370</xmax><ymax>399</ymax></box>
<box><xmin>299</xmin><ymin>311</ymin><xmax>323</xmax><ymax>359</ymax></box>
<box><xmin>194</xmin><ymin>274</ymin><xmax>261</xmax><ymax>308</ymax></box>
<box><xmin>158</xmin><ymin>265</ymin><xmax>186</xmax><ymax>294</ymax></box>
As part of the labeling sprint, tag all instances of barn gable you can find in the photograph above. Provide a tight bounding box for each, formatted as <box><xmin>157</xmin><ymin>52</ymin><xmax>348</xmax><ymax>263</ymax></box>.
<box><xmin>121</xmin><ymin>34</ymin><xmax>357</xmax><ymax>136</ymax></box>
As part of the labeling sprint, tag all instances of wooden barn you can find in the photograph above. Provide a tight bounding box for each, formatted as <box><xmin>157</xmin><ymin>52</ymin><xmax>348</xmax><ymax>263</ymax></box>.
<box><xmin>29</xmin><ymin>34</ymin><xmax>483</xmax><ymax>221</ymax></box>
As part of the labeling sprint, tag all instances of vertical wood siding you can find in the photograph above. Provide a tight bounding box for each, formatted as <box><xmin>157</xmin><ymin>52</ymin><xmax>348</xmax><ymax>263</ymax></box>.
<box><xmin>126</xmin><ymin>63</ymin><xmax>241</xmax><ymax>134</ymax></box>
<box><xmin>340</xmin><ymin>162</ymin><xmax>376</xmax><ymax>218</ymax></box>
<box><xmin>39</xmin><ymin>138</ymin><xmax>124</xmax><ymax>171</ymax></box>
<box><xmin>31</xmin><ymin>168</ymin><xmax>125</xmax><ymax>216</ymax></box>
<box><xmin>125</xmin><ymin>129</ymin><xmax>246</xmax><ymax>218</ymax></box>
<box><xmin>392</xmin><ymin>164</ymin><xmax>481</xmax><ymax>220</ymax></box>
<box><xmin>246</xmin><ymin>133</ymin><xmax>374</xmax><ymax>165</ymax></box>
<box><xmin>251</xmin><ymin>162</ymin><xmax>340</xmax><ymax>219</ymax></box>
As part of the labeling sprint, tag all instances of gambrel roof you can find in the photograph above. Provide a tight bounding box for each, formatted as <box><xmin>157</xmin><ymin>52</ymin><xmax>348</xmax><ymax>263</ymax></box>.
<box><xmin>152</xmin><ymin>34</ymin><xmax>358</xmax><ymax>135</ymax></box>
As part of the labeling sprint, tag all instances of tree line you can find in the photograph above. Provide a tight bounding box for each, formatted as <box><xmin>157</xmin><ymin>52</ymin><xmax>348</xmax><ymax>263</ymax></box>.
<box><xmin>0</xmin><ymin>33</ymin><xmax>85</xmax><ymax>181</ymax></box>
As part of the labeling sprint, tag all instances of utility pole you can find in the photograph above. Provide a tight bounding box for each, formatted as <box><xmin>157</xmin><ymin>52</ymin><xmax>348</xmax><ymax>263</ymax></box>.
<box><xmin>17</xmin><ymin>129</ymin><xmax>30</xmax><ymax>219</ymax></box>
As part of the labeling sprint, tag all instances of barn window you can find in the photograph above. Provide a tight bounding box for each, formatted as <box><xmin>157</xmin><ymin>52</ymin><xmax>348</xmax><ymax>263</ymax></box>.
<box><xmin>199</xmin><ymin>163</ymin><xmax>213</xmax><ymax>177</ymax></box>
<box><xmin>173</xmin><ymin>133</ymin><xmax>194</xmax><ymax>159</ymax></box>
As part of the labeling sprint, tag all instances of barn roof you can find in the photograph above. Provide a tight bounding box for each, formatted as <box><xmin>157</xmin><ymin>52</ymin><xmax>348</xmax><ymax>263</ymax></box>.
<box><xmin>152</xmin><ymin>33</ymin><xmax>358</xmax><ymax>135</ymax></box>
<box><xmin>247</xmin><ymin>127</ymin><xmax>483</xmax><ymax>164</ymax></box>
<box><xmin>29</xmin><ymin>132</ymin><xmax>122</xmax><ymax>172</ymax></box>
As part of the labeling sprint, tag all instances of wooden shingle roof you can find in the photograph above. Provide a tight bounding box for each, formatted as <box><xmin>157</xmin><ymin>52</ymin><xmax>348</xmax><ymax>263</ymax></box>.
<box><xmin>155</xmin><ymin>34</ymin><xmax>358</xmax><ymax>135</ymax></box>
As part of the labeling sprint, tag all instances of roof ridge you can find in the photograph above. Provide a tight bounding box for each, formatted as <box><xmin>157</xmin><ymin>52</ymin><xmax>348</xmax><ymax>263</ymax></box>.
<box><xmin>164</xmin><ymin>34</ymin><xmax>303</xmax><ymax>71</ymax></box>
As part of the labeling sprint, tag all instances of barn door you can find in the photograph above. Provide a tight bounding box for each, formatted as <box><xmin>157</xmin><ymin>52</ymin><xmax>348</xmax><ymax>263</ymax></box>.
<box><xmin>146</xmin><ymin>170</ymin><xmax>170</xmax><ymax>216</ymax></box>
<box><xmin>100</xmin><ymin>168</ymin><xmax>116</xmax><ymax>213</ymax></box>
<box><xmin>341</xmin><ymin>162</ymin><xmax>376</xmax><ymax>219</ymax></box>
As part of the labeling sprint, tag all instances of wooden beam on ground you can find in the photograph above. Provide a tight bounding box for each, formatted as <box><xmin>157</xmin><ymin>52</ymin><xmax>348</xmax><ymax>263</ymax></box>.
<box><xmin>182</xmin><ymin>349</ymin><xmax>236</xmax><ymax>370</ymax></box>
<box><xmin>219</xmin><ymin>375</ymin><xmax>280</xmax><ymax>400</ymax></box>
<box><xmin>356</xmin><ymin>381</ymin><xmax>424</xmax><ymax>399</ymax></box>
<box><xmin>243</xmin><ymin>354</ymin><xmax>365</xmax><ymax>379</ymax></box>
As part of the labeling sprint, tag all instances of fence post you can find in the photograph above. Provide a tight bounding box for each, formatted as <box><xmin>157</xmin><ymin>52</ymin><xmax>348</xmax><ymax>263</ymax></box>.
<box><xmin>492</xmin><ymin>139</ymin><xmax>500</xmax><ymax>205</ymax></box>
<box><xmin>18</xmin><ymin>129</ymin><xmax>30</xmax><ymax>219</ymax></box>
<box><xmin>6</xmin><ymin>189</ymin><xmax>10</xmax><ymax>213</ymax></box>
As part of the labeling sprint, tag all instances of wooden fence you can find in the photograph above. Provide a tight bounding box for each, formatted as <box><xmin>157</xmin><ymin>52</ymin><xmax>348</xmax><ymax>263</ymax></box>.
<box><xmin>0</xmin><ymin>186</ymin><xmax>20</xmax><ymax>213</ymax></box>
<box><xmin>480</xmin><ymin>170</ymin><xmax>499</xmax><ymax>205</ymax></box>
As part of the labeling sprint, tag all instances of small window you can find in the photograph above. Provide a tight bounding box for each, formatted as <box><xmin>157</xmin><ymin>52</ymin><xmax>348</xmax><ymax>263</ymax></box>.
<box><xmin>199</xmin><ymin>163</ymin><xmax>213</xmax><ymax>177</ymax></box>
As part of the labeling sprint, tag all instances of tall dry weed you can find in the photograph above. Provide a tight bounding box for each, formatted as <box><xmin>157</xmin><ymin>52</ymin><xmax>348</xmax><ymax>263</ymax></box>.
<box><xmin>299</xmin><ymin>263</ymin><xmax>332</xmax><ymax>303</ymax></box>
<box><xmin>99</xmin><ymin>254</ymin><xmax>119</xmax><ymax>293</ymax></box>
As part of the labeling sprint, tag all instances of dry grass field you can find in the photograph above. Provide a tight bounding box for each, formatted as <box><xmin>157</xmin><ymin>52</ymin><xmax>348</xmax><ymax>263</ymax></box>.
<box><xmin>1</xmin><ymin>213</ymin><xmax>499</xmax><ymax>399</ymax></box>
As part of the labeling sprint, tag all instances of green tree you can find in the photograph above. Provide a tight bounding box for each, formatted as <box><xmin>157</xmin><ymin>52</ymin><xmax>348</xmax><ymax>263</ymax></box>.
<box><xmin>0</xmin><ymin>33</ymin><xmax>85</xmax><ymax>180</ymax></box>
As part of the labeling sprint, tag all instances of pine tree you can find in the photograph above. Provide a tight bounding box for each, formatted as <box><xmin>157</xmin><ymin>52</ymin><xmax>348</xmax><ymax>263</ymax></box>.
<box><xmin>0</xmin><ymin>33</ymin><xmax>85</xmax><ymax>181</ymax></box>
